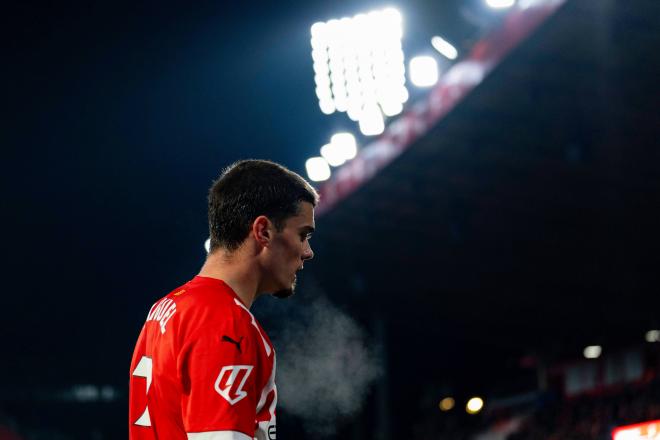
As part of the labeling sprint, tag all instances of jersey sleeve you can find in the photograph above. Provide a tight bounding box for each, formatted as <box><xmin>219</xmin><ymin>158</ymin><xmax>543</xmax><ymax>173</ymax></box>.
<box><xmin>178</xmin><ymin>314</ymin><xmax>258</xmax><ymax>438</ymax></box>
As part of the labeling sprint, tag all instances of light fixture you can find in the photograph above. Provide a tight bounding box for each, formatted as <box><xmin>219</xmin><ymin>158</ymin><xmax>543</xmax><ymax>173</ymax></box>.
<box><xmin>646</xmin><ymin>330</ymin><xmax>660</xmax><ymax>343</ymax></box>
<box><xmin>409</xmin><ymin>55</ymin><xmax>439</xmax><ymax>87</ymax></box>
<box><xmin>310</xmin><ymin>8</ymin><xmax>407</xmax><ymax>120</ymax></box>
<box><xmin>359</xmin><ymin>103</ymin><xmax>385</xmax><ymax>136</ymax></box>
<box><xmin>466</xmin><ymin>397</ymin><xmax>484</xmax><ymax>414</ymax></box>
<box><xmin>431</xmin><ymin>36</ymin><xmax>458</xmax><ymax>60</ymax></box>
<box><xmin>439</xmin><ymin>397</ymin><xmax>455</xmax><ymax>411</ymax></box>
<box><xmin>583</xmin><ymin>345</ymin><xmax>602</xmax><ymax>359</ymax></box>
<box><xmin>305</xmin><ymin>157</ymin><xmax>331</xmax><ymax>182</ymax></box>
<box><xmin>485</xmin><ymin>0</ymin><xmax>516</xmax><ymax>9</ymax></box>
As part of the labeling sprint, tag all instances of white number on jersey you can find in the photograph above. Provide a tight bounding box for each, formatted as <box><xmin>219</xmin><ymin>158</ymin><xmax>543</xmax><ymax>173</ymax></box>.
<box><xmin>132</xmin><ymin>356</ymin><xmax>153</xmax><ymax>426</ymax></box>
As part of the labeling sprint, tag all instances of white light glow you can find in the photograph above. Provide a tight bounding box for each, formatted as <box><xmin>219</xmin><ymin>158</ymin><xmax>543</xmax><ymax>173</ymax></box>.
<box><xmin>331</xmin><ymin>132</ymin><xmax>358</xmax><ymax>160</ymax></box>
<box><xmin>305</xmin><ymin>157</ymin><xmax>331</xmax><ymax>182</ymax></box>
<box><xmin>410</xmin><ymin>56</ymin><xmax>439</xmax><ymax>87</ymax></box>
<box><xmin>319</xmin><ymin>99</ymin><xmax>335</xmax><ymax>115</ymax></box>
<box><xmin>646</xmin><ymin>330</ymin><xmax>660</xmax><ymax>342</ymax></box>
<box><xmin>310</xmin><ymin>8</ymin><xmax>407</xmax><ymax>119</ymax></box>
<box><xmin>320</xmin><ymin>143</ymin><xmax>346</xmax><ymax>167</ymax></box>
<box><xmin>583</xmin><ymin>345</ymin><xmax>602</xmax><ymax>359</ymax></box>
<box><xmin>359</xmin><ymin>104</ymin><xmax>385</xmax><ymax>136</ymax></box>
<box><xmin>381</xmin><ymin>100</ymin><xmax>403</xmax><ymax>117</ymax></box>
<box><xmin>466</xmin><ymin>397</ymin><xmax>484</xmax><ymax>414</ymax></box>
<box><xmin>431</xmin><ymin>36</ymin><xmax>458</xmax><ymax>60</ymax></box>
<box><xmin>486</xmin><ymin>0</ymin><xmax>516</xmax><ymax>8</ymax></box>
<box><xmin>204</xmin><ymin>238</ymin><xmax>210</xmax><ymax>253</ymax></box>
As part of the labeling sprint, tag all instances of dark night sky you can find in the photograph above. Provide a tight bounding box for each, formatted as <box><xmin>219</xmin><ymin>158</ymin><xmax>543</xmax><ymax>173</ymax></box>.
<box><xmin>3</xmin><ymin>0</ymin><xmax>474</xmax><ymax>388</ymax></box>
<box><xmin>4</xmin><ymin>1</ymin><xmax>660</xmax><ymax>438</ymax></box>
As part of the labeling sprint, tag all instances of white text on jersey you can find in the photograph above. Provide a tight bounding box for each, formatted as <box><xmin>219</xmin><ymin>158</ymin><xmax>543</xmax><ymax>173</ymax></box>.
<box><xmin>146</xmin><ymin>298</ymin><xmax>177</xmax><ymax>334</ymax></box>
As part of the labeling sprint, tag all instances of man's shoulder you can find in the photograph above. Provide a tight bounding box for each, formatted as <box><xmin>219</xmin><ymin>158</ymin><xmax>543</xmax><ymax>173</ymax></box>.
<box><xmin>168</xmin><ymin>278</ymin><xmax>252</xmax><ymax>328</ymax></box>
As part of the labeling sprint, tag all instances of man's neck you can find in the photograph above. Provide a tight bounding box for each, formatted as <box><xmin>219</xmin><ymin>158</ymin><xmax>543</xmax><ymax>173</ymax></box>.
<box><xmin>198</xmin><ymin>249</ymin><xmax>261</xmax><ymax>308</ymax></box>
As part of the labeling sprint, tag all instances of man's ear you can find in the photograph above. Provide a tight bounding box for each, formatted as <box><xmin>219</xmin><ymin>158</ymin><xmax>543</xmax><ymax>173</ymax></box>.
<box><xmin>252</xmin><ymin>215</ymin><xmax>272</xmax><ymax>247</ymax></box>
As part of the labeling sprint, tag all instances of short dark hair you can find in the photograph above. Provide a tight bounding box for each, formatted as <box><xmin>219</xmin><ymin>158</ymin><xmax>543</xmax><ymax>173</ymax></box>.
<box><xmin>208</xmin><ymin>159</ymin><xmax>319</xmax><ymax>252</ymax></box>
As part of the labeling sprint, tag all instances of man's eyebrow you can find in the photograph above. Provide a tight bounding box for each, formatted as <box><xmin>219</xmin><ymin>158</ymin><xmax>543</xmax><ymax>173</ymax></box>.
<box><xmin>300</xmin><ymin>226</ymin><xmax>315</xmax><ymax>234</ymax></box>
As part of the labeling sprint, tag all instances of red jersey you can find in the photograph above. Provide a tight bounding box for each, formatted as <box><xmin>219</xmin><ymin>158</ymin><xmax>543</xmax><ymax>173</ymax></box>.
<box><xmin>129</xmin><ymin>276</ymin><xmax>277</xmax><ymax>440</ymax></box>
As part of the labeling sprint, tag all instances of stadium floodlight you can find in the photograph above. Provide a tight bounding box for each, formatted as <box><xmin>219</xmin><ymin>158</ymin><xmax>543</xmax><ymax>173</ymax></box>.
<box><xmin>485</xmin><ymin>0</ymin><xmax>516</xmax><ymax>8</ymax></box>
<box><xmin>319</xmin><ymin>99</ymin><xmax>336</xmax><ymax>115</ymax></box>
<box><xmin>310</xmin><ymin>8</ymin><xmax>407</xmax><ymax>121</ymax></box>
<box><xmin>330</xmin><ymin>132</ymin><xmax>357</xmax><ymax>160</ymax></box>
<box><xmin>466</xmin><ymin>397</ymin><xmax>484</xmax><ymax>414</ymax></box>
<box><xmin>359</xmin><ymin>103</ymin><xmax>385</xmax><ymax>136</ymax></box>
<box><xmin>305</xmin><ymin>157</ymin><xmax>331</xmax><ymax>182</ymax></box>
<box><xmin>646</xmin><ymin>330</ymin><xmax>660</xmax><ymax>343</ymax></box>
<box><xmin>583</xmin><ymin>345</ymin><xmax>602</xmax><ymax>359</ymax></box>
<box><xmin>320</xmin><ymin>132</ymin><xmax>358</xmax><ymax>166</ymax></box>
<box><xmin>409</xmin><ymin>56</ymin><xmax>439</xmax><ymax>87</ymax></box>
<box><xmin>204</xmin><ymin>238</ymin><xmax>210</xmax><ymax>253</ymax></box>
<box><xmin>320</xmin><ymin>143</ymin><xmax>346</xmax><ymax>167</ymax></box>
<box><xmin>431</xmin><ymin>36</ymin><xmax>458</xmax><ymax>60</ymax></box>
<box><xmin>439</xmin><ymin>397</ymin><xmax>455</xmax><ymax>412</ymax></box>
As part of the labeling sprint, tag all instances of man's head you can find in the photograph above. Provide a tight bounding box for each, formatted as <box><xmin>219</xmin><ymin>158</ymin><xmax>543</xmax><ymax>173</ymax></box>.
<box><xmin>208</xmin><ymin>159</ymin><xmax>318</xmax><ymax>297</ymax></box>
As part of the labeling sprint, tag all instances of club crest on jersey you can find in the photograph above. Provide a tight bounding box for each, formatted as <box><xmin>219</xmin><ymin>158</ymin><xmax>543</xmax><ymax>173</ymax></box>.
<box><xmin>214</xmin><ymin>365</ymin><xmax>253</xmax><ymax>405</ymax></box>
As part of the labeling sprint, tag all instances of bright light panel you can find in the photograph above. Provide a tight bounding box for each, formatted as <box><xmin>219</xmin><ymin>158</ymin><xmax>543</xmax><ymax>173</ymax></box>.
<box><xmin>431</xmin><ymin>36</ymin><xmax>458</xmax><ymax>60</ymax></box>
<box><xmin>409</xmin><ymin>56</ymin><xmax>439</xmax><ymax>87</ymax></box>
<box><xmin>359</xmin><ymin>103</ymin><xmax>385</xmax><ymax>136</ymax></box>
<box><xmin>486</xmin><ymin>0</ymin><xmax>516</xmax><ymax>8</ymax></box>
<box><xmin>331</xmin><ymin>132</ymin><xmax>357</xmax><ymax>160</ymax></box>
<box><xmin>583</xmin><ymin>345</ymin><xmax>602</xmax><ymax>359</ymax></box>
<box><xmin>305</xmin><ymin>157</ymin><xmax>331</xmax><ymax>182</ymax></box>
<box><xmin>310</xmin><ymin>8</ymin><xmax>407</xmax><ymax>121</ymax></box>
<box><xmin>466</xmin><ymin>397</ymin><xmax>484</xmax><ymax>414</ymax></box>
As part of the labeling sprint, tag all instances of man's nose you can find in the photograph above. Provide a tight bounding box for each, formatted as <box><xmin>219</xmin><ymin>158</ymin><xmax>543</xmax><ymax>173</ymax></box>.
<box><xmin>302</xmin><ymin>243</ymin><xmax>314</xmax><ymax>261</ymax></box>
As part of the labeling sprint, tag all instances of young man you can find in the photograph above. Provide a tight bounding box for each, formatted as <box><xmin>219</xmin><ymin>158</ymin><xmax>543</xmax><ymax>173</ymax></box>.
<box><xmin>129</xmin><ymin>160</ymin><xmax>318</xmax><ymax>440</ymax></box>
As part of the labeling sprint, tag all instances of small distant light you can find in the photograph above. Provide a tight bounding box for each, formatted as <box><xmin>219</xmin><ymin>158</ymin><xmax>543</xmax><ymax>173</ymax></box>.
<box><xmin>466</xmin><ymin>397</ymin><xmax>484</xmax><ymax>414</ymax></box>
<box><xmin>646</xmin><ymin>330</ymin><xmax>660</xmax><ymax>343</ymax></box>
<box><xmin>439</xmin><ymin>397</ymin><xmax>455</xmax><ymax>411</ymax></box>
<box><xmin>431</xmin><ymin>36</ymin><xmax>458</xmax><ymax>60</ymax></box>
<box><xmin>583</xmin><ymin>345</ymin><xmax>602</xmax><ymax>359</ymax></box>
<box><xmin>486</xmin><ymin>0</ymin><xmax>516</xmax><ymax>8</ymax></box>
<box><xmin>305</xmin><ymin>157</ymin><xmax>331</xmax><ymax>182</ymax></box>
<box><xmin>409</xmin><ymin>56</ymin><xmax>439</xmax><ymax>87</ymax></box>
<box><xmin>204</xmin><ymin>238</ymin><xmax>210</xmax><ymax>253</ymax></box>
<box><xmin>100</xmin><ymin>386</ymin><xmax>117</xmax><ymax>401</ymax></box>
<box><xmin>73</xmin><ymin>385</ymin><xmax>99</xmax><ymax>402</ymax></box>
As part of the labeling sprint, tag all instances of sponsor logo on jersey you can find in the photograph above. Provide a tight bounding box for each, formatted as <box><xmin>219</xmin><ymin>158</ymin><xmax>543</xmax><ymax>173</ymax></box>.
<box><xmin>173</xmin><ymin>289</ymin><xmax>186</xmax><ymax>296</ymax></box>
<box><xmin>214</xmin><ymin>365</ymin><xmax>253</xmax><ymax>405</ymax></box>
<box><xmin>146</xmin><ymin>298</ymin><xmax>177</xmax><ymax>334</ymax></box>
<box><xmin>221</xmin><ymin>335</ymin><xmax>244</xmax><ymax>353</ymax></box>
<box><xmin>268</xmin><ymin>425</ymin><xmax>276</xmax><ymax>440</ymax></box>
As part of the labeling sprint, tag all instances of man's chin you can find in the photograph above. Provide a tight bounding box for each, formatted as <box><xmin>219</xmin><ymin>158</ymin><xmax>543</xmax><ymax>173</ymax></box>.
<box><xmin>272</xmin><ymin>288</ymin><xmax>295</xmax><ymax>299</ymax></box>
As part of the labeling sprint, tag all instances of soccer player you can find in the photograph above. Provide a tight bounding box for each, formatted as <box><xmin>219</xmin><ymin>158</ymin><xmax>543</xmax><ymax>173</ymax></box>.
<box><xmin>129</xmin><ymin>160</ymin><xmax>318</xmax><ymax>440</ymax></box>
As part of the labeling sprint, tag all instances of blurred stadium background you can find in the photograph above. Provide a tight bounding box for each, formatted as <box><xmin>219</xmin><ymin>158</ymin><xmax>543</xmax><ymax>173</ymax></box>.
<box><xmin>4</xmin><ymin>0</ymin><xmax>660</xmax><ymax>438</ymax></box>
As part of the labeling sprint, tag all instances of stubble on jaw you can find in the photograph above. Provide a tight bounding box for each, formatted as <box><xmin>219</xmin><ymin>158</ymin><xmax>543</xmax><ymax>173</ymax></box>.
<box><xmin>272</xmin><ymin>277</ymin><xmax>296</xmax><ymax>299</ymax></box>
